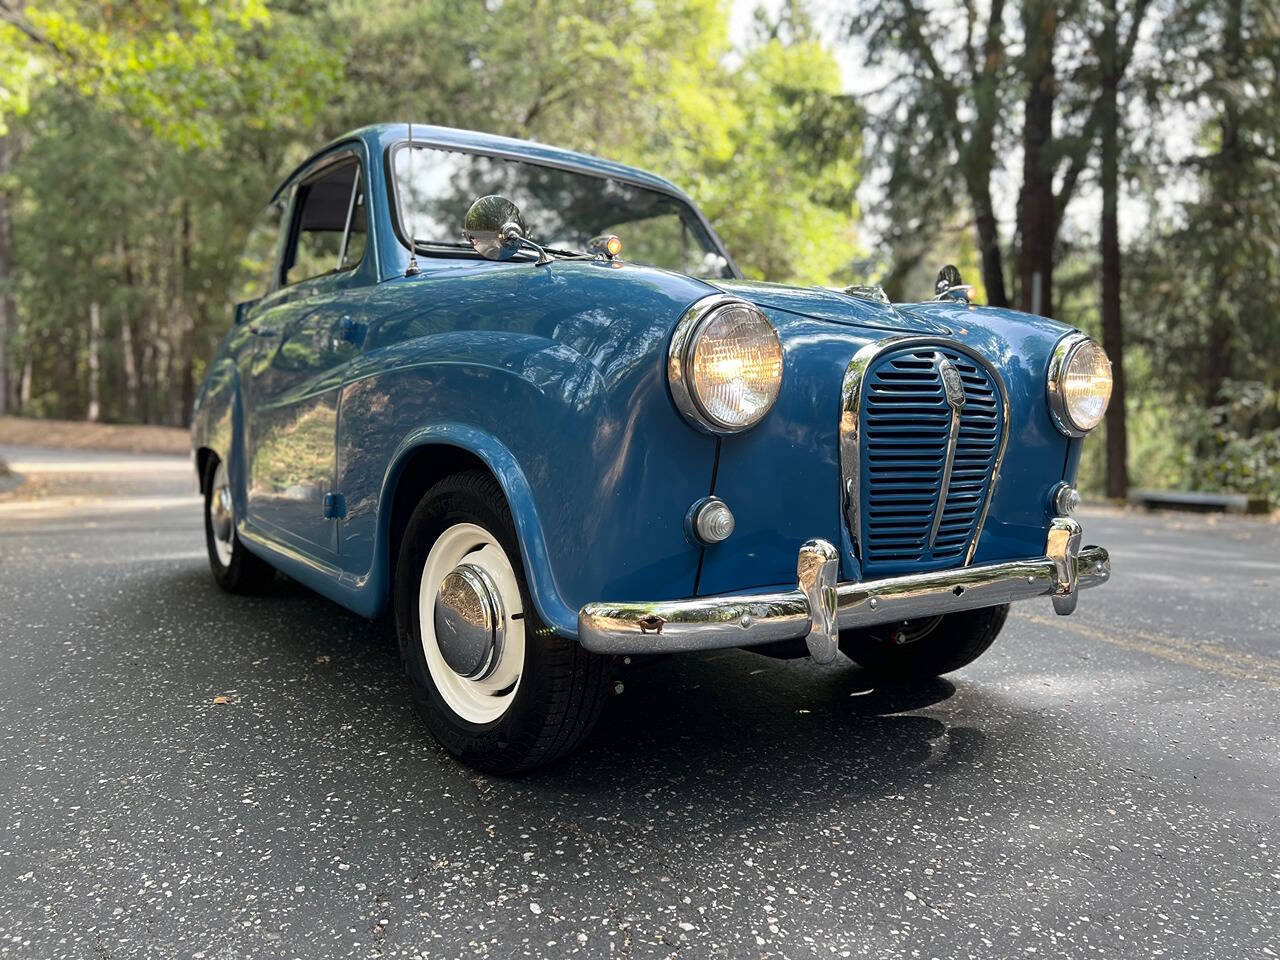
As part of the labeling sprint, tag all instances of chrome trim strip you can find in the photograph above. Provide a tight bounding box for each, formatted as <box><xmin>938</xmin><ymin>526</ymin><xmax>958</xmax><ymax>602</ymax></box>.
<box><xmin>927</xmin><ymin>353</ymin><xmax>965</xmax><ymax>550</ymax></box>
<box><xmin>927</xmin><ymin>401</ymin><xmax>961</xmax><ymax>549</ymax></box>
<box><xmin>1046</xmin><ymin>331</ymin><xmax>1093</xmax><ymax>438</ymax></box>
<box><xmin>838</xmin><ymin>336</ymin><xmax>1011</xmax><ymax>569</ymax></box>
<box><xmin>577</xmin><ymin>522</ymin><xmax>1110</xmax><ymax>655</ymax></box>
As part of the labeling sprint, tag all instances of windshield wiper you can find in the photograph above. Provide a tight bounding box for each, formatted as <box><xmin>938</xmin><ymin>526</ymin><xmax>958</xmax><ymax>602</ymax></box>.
<box><xmin>414</xmin><ymin>237</ymin><xmax>592</xmax><ymax>263</ymax></box>
<box><xmin>413</xmin><ymin>240</ymin><xmax>475</xmax><ymax>251</ymax></box>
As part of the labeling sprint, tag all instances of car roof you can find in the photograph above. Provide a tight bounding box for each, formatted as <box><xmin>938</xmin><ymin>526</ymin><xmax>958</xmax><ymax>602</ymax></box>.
<box><xmin>271</xmin><ymin>123</ymin><xmax>695</xmax><ymax>206</ymax></box>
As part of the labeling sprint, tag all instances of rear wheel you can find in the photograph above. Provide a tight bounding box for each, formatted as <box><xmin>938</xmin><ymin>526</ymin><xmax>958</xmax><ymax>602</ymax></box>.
<box><xmin>394</xmin><ymin>471</ymin><xmax>612</xmax><ymax>774</ymax></box>
<box><xmin>203</xmin><ymin>456</ymin><xmax>275</xmax><ymax>592</ymax></box>
<box><xmin>839</xmin><ymin>604</ymin><xmax>1009</xmax><ymax>682</ymax></box>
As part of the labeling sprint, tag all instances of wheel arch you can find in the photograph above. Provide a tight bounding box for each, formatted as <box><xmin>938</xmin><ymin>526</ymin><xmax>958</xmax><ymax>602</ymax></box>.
<box><xmin>376</xmin><ymin>425</ymin><xmax>577</xmax><ymax>637</ymax></box>
<box><xmin>191</xmin><ymin>355</ymin><xmax>245</xmax><ymax>501</ymax></box>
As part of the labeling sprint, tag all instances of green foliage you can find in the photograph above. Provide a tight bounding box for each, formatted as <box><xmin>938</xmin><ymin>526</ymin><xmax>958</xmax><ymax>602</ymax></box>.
<box><xmin>1182</xmin><ymin>382</ymin><xmax>1280</xmax><ymax>500</ymax></box>
<box><xmin>687</xmin><ymin>37</ymin><xmax>863</xmax><ymax>285</ymax></box>
<box><xmin>0</xmin><ymin>0</ymin><xmax>864</xmax><ymax>424</ymax></box>
<box><xmin>3</xmin><ymin>1</ymin><xmax>342</xmax><ymax>421</ymax></box>
<box><xmin>1</xmin><ymin>1</ymin><xmax>292</xmax><ymax>142</ymax></box>
<box><xmin>1077</xmin><ymin>0</ymin><xmax>1280</xmax><ymax>502</ymax></box>
<box><xmin>320</xmin><ymin>0</ymin><xmax>862</xmax><ymax>284</ymax></box>
<box><xmin>1082</xmin><ymin>381</ymin><xmax>1280</xmax><ymax>502</ymax></box>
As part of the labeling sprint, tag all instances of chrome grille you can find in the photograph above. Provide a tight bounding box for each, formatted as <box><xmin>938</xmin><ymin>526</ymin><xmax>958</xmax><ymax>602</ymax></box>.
<box><xmin>843</xmin><ymin>341</ymin><xmax>1005</xmax><ymax>576</ymax></box>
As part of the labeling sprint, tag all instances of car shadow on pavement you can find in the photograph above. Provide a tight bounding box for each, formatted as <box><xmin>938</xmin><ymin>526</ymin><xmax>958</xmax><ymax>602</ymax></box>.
<box><xmin>542</xmin><ymin>656</ymin><xmax>989</xmax><ymax>811</ymax></box>
<box><xmin>139</xmin><ymin>565</ymin><xmax>1042</xmax><ymax>836</ymax></box>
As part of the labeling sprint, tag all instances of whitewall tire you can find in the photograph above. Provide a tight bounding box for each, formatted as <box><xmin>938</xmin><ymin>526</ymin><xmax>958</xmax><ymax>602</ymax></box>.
<box><xmin>393</xmin><ymin>470</ymin><xmax>612</xmax><ymax>774</ymax></box>
<box><xmin>202</xmin><ymin>455</ymin><xmax>274</xmax><ymax>592</ymax></box>
<box><xmin>417</xmin><ymin>522</ymin><xmax>526</xmax><ymax>724</ymax></box>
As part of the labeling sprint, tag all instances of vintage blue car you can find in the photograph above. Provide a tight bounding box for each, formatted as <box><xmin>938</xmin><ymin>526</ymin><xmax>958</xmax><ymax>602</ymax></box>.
<box><xmin>193</xmin><ymin>123</ymin><xmax>1113</xmax><ymax>772</ymax></box>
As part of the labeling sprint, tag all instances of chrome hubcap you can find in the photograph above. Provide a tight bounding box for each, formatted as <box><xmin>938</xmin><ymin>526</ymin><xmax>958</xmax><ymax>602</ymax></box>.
<box><xmin>213</xmin><ymin>487</ymin><xmax>233</xmax><ymax>543</ymax></box>
<box><xmin>210</xmin><ymin>461</ymin><xmax>235</xmax><ymax>567</ymax></box>
<box><xmin>417</xmin><ymin>523</ymin><xmax>525</xmax><ymax>724</ymax></box>
<box><xmin>883</xmin><ymin>615</ymin><xmax>944</xmax><ymax>646</ymax></box>
<box><xmin>434</xmin><ymin>563</ymin><xmax>505</xmax><ymax>680</ymax></box>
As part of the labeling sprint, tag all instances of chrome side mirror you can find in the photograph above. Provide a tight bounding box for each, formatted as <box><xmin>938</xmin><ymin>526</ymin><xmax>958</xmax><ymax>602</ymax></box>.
<box><xmin>462</xmin><ymin>195</ymin><xmax>553</xmax><ymax>267</ymax></box>
<box><xmin>463</xmin><ymin>195</ymin><xmax>527</xmax><ymax>260</ymax></box>
<box><xmin>934</xmin><ymin>264</ymin><xmax>973</xmax><ymax>303</ymax></box>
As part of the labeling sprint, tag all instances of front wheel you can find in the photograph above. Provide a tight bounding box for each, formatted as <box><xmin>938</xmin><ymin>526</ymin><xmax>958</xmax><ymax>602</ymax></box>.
<box><xmin>394</xmin><ymin>471</ymin><xmax>612</xmax><ymax>774</ymax></box>
<box><xmin>839</xmin><ymin>604</ymin><xmax>1009</xmax><ymax>682</ymax></box>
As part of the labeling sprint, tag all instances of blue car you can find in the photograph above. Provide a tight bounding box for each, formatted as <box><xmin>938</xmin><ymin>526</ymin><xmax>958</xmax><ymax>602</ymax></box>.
<box><xmin>193</xmin><ymin>123</ymin><xmax>1113</xmax><ymax>772</ymax></box>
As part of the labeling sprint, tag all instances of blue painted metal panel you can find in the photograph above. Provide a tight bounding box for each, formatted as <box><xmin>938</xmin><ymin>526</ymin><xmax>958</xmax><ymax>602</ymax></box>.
<box><xmin>239</xmin><ymin>139</ymin><xmax>379</xmax><ymax>560</ymax></box>
<box><xmin>332</xmin><ymin>259</ymin><xmax>719</xmax><ymax>633</ymax></box>
<box><xmin>694</xmin><ymin>309</ymin><xmax>859</xmax><ymax>594</ymax></box>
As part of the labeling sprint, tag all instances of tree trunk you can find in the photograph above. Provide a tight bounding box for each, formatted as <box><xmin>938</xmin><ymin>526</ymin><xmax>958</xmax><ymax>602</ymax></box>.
<box><xmin>1017</xmin><ymin>0</ymin><xmax>1058</xmax><ymax>317</ymax></box>
<box><xmin>121</xmin><ymin>308</ymin><xmax>138</xmax><ymax>418</ymax></box>
<box><xmin>119</xmin><ymin>237</ymin><xmax>148</xmax><ymax>423</ymax></box>
<box><xmin>57</xmin><ymin>335</ymin><xmax>76</xmax><ymax>419</ymax></box>
<box><xmin>1099</xmin><ymin>0</ymin><xmax>1129</xmax><ymax>499</ymax></box>
<box><xmin>87</xmin><ymin>301</ymin><xmax>101</xmax><ymax>422</ymax></box>
<box><xmin>0</xmin><ymin>135</ymin><xmax>13</xmax><ymax>414</ymax></box>
<box><xmin>973</xmin><ymin>194</ymin><xmax>1009</xmax><ymax>308</ymax></box>
<box><xmin>169</xmin><ymin>201</ymin><xmax>194</xmax><ymax>427</ymax></box>
<box><xmin>19</xmin><ymin>355</ymin><xmax>31</xmax><ymax>409</ymax></box>
<box><xmin>1204</xmin><ymin>0</ymin><xmax>1244</xmax><ymax>409</ymax></box>
<box><xmin>968</xmin><ymin>0</ymin><xmax>1009</xmax><ymax>307</ymax></box>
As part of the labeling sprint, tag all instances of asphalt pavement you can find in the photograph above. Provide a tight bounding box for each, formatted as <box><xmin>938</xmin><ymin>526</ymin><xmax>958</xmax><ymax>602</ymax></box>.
<box><xmin>0</xmin><ymin>445</ymin><xmax>1277</xmax><ymax>959</ymax></box>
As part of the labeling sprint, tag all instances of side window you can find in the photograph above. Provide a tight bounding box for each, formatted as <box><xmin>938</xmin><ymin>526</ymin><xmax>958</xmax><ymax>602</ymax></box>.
<box><xmin>281</xmin><ymin>157</ymin><xmax>366</xmax><ymax>286</ymax></box>
<box><xmin>234</xmin><ymin>201</ymin><xmax>285</xmax><ymax>302</ymax></box>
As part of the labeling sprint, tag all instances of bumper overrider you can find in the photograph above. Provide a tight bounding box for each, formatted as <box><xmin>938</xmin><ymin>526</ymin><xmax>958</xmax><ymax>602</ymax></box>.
<box><xmin>578</xmin><ymin>517</ymin><xmax>1109</xmax><ymax>661</ymax></box>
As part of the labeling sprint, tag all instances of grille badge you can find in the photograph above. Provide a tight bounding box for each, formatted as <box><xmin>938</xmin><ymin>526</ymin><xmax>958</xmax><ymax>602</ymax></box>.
<box><xmin>937</xmin><ymin>354</ymin><xmax>966</xmax><ymax>410</ymax></box>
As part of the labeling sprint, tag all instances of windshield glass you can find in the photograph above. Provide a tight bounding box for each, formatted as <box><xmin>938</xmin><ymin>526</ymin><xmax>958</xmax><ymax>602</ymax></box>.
<box><xmin>390</xmin><ymin>145</ymin><xmax>733</xmax><ymax>279</ymax></box>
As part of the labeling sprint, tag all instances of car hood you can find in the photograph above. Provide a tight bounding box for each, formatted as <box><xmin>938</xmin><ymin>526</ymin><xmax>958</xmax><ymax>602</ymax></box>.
<box><xmin>712</xmin><ymin>278</ymin><xmax>1073</xmax><ymax>341</ymax></box>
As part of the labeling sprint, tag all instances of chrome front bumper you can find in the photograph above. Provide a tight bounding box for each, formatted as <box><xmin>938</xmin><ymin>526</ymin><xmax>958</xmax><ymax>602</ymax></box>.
<box><xmin>577</xmin><ymin>517</ymin><xmax>1109</xmax><ymax>660</ymax></box>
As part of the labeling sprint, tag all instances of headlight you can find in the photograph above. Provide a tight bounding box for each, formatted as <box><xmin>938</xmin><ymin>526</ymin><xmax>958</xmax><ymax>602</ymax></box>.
<box><xmin>668</xmin><ymin>296</ymin><xmax>783</xmax><ymax>434</ymax></box>
<box><xmin>1047</xmin><ymin>334</ymin><xmax>1113</xmax><ymax>436</ymax></box>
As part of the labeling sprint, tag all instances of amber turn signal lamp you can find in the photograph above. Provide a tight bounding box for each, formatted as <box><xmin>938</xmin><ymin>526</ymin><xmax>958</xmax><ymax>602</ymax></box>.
<box><xmin>589</xmin><ymin>235</ymin><xmax>623</xmax><ymax>259</ymax></box>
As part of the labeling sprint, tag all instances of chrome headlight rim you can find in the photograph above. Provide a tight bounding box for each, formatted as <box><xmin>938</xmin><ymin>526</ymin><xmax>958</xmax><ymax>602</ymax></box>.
<box><xmin>1046</xmin><ymin>332</ymin><xmax>1112</xmax><ymax>437</ymax></box>
<box><xmin>668</xmin><ymin>294</ymin><xmax>783</xmax><ymax>435</ymax></box>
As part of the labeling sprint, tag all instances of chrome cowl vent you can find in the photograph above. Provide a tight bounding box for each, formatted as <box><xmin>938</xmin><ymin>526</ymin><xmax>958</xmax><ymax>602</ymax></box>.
<box><xmin>840</xmin><ymin>338</ymin><xmax>1009</xmax><ymax>576</ymax></box>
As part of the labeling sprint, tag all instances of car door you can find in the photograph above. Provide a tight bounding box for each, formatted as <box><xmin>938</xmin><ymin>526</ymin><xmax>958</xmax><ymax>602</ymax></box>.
<box><xmin>243</xmin><ymin>148</ymin><xmax>374</xmax><ymax>559</ymax></box>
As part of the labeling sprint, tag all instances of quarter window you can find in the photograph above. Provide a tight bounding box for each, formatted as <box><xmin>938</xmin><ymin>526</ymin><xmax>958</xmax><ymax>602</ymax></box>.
<box><xmin>282</xmin><ymin>157</ymin><xmax>367</xmax><ymax>286</ymax></box>
<box><xmin>234</xmin><ymin>201</ymin><xmax>286</xmax><ymax>302</ymax></box>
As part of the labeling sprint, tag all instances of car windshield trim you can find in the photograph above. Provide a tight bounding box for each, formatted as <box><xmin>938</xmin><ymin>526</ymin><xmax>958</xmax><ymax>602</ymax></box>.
<box><xmin>383</xmin><ymin>139</ymin><xmax>740</xmax><ymax>278</ymax></box>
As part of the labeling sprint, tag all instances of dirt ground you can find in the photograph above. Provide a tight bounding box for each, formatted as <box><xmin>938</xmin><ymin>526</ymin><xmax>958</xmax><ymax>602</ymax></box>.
<box><xmin>0</xmin><ymin>416</ymin><xmax>189</xmax><ymax>454</ymax></box>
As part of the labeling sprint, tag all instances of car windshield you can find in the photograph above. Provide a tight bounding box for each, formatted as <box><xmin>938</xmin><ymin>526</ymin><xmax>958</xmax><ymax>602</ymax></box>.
<box><xmin>390</xmin><ymin>144</ymin><xmax>733</xmax><ymax>279</ymax></box>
